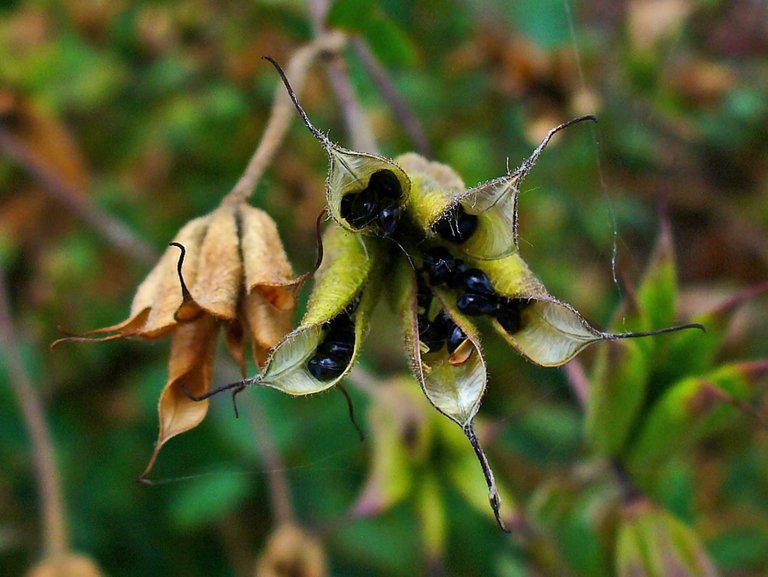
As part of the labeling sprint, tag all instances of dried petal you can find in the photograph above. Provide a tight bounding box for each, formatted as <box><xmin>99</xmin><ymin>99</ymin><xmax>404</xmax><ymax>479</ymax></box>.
<box><xmin>184</xmin><ymin>205</ymin><xmax>242</xmax><ymax>320</ymax></box>
<box><xmin>140</xmin><ymin>314</ymin><xmax>219</xmax><ymax>479</ymax></box>
<box><xmin>255</xmin><ymin>523</ymin><xmax>327</xmax><ymax>577</ymax></box>
<box><xmin>239</xmin><ymin>204</ymin><xmax>300</xmax><ymax>311</ymax></box>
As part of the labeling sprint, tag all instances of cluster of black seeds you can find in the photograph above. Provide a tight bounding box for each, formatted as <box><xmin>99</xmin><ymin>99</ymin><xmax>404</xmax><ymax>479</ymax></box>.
<box><xmin>307</xmin><ymin>299</ymin><xmax>359</xmax><ymax>380</ymax></box>
<box><xmin>416</xmin><ymin>278</ymin><xmax>467</xmax><ymax>354</ymax></box>
<box><xmin>339</xmin><ymin>169</ymin><xmax>403</xmax><ymax>236</ymax></box>
<box><xmin>422</xmin><ymin>246</ymin><xmax>531</xmax><ymax>336</ymax></box>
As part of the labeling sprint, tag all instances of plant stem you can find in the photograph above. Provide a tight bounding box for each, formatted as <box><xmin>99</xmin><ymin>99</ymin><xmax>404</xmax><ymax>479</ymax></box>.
<box><xmin>308</xmin><ymin>0</ymin><xmax>378</xmax><ymax>154</ymax></box>
<box><xmin>223</xmin><ymin>32</ymin><xmax>346</xmax><ymax>206</ymax></box>
<box><xmin>0</xmin><ymin>269</ymin><xmax>68</xmax><ymax>558</ymax></box>
<box><xmin>245</xmin><ymin>399</ymin><xmax>294</xmax><ymax>524</ymax></box>
<box><xmin>352</xmin><ymin>38</ymin><xmax>433</xmax><ymax>157</ymax></box>
<box><xmin>0</xmin><ymin>127</ymin><xmax>158</xmax><ymax>266</ymax></box>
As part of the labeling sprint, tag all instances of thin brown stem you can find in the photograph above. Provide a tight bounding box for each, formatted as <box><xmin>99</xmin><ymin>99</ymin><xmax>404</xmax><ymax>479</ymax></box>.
<box><xmin>308</xmin><ymin>0</ymin><xmax>377</xmax><ymax>154</ymax></box>
<box><xmin>352</xmin><ymin>38</ymin><xmax>432</xmax><ymax>157</ymax></box>
<box><xmin>0</xmin><ymin>127</ymin><xmax>158</xmax><ymax>266</ymax></box>
<box><xmin>223</xmin><ymin>33</ymin><xmax>346</xmax><ymax>206</ymax></box>
<box><xmin>0</xmin><ymin>268</ymin><xmax>68</xmax><ymax>557</ymax></box>
<box><xmin>244</xmin><ymin>398</ymin><xmax>295</xmax><ymax>524</ymax></box>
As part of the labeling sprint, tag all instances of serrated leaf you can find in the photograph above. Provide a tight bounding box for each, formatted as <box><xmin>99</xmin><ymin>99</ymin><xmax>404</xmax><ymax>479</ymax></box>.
<box><xmin>258</xmin><ymin>225</ymin><xmax>384</xmax><ymax>395</ymax></box>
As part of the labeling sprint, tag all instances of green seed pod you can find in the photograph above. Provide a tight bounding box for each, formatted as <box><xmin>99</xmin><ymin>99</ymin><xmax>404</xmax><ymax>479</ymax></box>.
<box><xmin>257</xmin><ymin>224</ymin><xmax>384</xmax><ymax>395</ymax></box>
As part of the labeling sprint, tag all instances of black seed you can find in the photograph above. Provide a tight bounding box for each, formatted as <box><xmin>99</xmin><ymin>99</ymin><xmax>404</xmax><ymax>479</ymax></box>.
<box><xmin>378</xmin><ymin>203</ymin><xmax>400</xmax><ymax>236</ymax></box>
<box><xmin>369</xmin><ymin>169</ymin><xmax>402</xmax><ymax>200</ymax></box>
<box><xmin>423</xmin><ymin>247</ymin><xmax>457</xmax><ymax>285</ymax></box>
<box><xmin>457</xmin><ymin>293</ymin><xmax>498</xmax><ymax>316</ymax></box>
<box><xmin>307</xmin><ymin>355</ymin><xmax>346</xmax><ymax>380</ymax></box>
<box><xmin>349</xmin><ymin>188</ymin><xmax>379</xmax><ymax>228</ymax></box>
<box><xmin>495</xmin><ymin>298</ymin><xmax>531</xmax><ymax>334</ymax></box>
<box><xmin>317</xmin><ymin>340</ymin><xmax>354</xmax><ymax>361</ymax></box>
<box><xmin>434</xmin><ymin>204</ymin><xmax>478</xmax><ymax>244</ymax></box>
<box><xmin>431</xmin><ymin>310</ymin><xmax>456</xmax><ymax>334</ymax></box>
<box><xmin>447</xmin><ymin>324</ymin><xmax>467</xmax><ymax>354</ymax></box>
<box><xmin>446</xmin><ymin>259</ymin><xmax>466</xmax><ymax>288</ymax></box>
<box><xmin>463</xmin><ymin>268</ymin><xmax>495</xmax><ymax>295</ymax></box>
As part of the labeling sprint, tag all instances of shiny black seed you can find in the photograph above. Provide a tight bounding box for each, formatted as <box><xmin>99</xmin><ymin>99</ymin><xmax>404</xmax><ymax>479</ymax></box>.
<box><xmin>317</xmin><ymin>340</ymin><xmax>354</xmax><ymax>361</ymax></box>
<box><xmin>463</xmin><ymin>268</ymin><xmax>495</xmax><ymax>296</ymax></box>
<box><xmin>447</xmin><ymin>324</ymin><xmax>467</xmax><ymax>354</ymax></box>
<box><xmin>495</xmin><ymin>298</ymin><xmax>531</xmax><ymax>334</ymax></box>
<box><xmin>378</xmin><ymin>203</ymin><xmax>400</xmax><ymax>236</ymax></box>
<box><xmin>456</xmin><ymin>293</ymin><xmax>498</xmax><ymax>316</ymax></box>
<box><xmin>431</xmin><ymin>310</ymin><xmax>456</xmax><ymax>334</ymax></box>
<box><xmin>325</xmin><ymin>314</ymin><xmax>355</xmax><ymax>340</ymax></box>
<box><xmin>423</xmin><ymin>247</ymin><xmax>456</xmax><ymax>285</ymax></box>
<box><xmin>369</xmin><ymin>169</ymin><xmax>402</xmax><ymax>200</ymax></box>
<box><xmin>434</xmin><ymin>204</ymin><xmax>478</xmax><ymax>244</ymax></box>
<box><xmin>340</xmin><ymin>188</ymin><xmax>378</xmax><ymax>228</ymax></box>
<box><xmin>307</xmin><ymin>355</ymin><xmax>346</xmax><ymax>380</ymax></box>
<box><xmin>447</xmin><ymin>259</ymin><xmax>467</xmax><ymax>288</ymax></box>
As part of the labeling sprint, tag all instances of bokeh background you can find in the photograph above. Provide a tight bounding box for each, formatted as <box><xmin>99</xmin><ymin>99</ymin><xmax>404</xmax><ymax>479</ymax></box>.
<box><xmin>1</xmin><ymin>0</ymin><xmax>767</xmax><ymax>576</ymax></box>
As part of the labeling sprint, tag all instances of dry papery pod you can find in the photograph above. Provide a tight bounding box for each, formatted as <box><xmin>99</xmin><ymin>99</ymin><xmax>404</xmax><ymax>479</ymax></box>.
<box><xmin>192</xmin><ymin>57</ymin><xmax>704</xmax><ymax>531</ymax></box>
<box><xmin>53</xmin><ymin>201</ymin><xmax>313</xmax><ymax>479</ymax></box>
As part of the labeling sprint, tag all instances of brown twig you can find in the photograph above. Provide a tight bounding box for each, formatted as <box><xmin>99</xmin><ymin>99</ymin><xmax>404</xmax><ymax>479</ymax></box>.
<box><xmin>0</xmin><ymin>127</ymin><xmax>158</xmax><ymax>266</ymax></box>
<box><xmin>223</xmin><ymin>33</ymin><xmax>346</xmax><ymax>206</ymax></box>
<box><xmin>352</xmin><ymin>38</ymin><xmax>433</xmax><ymax>157</ymax></box>
<box><xmin>0</xmin><ymin>268</ymin><xmax>68</xmax><ymax>558</ymax></box>
<box><xmin>308</xmin><ymin>0</ymin><xmax>378</xmax><ymax>154</ymax></box>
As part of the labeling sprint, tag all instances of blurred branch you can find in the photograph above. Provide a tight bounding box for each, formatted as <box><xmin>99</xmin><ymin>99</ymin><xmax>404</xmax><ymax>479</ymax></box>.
<box><xmin>0</xmin><ymin>127</ymin><xmax>158</xmax><ymax>266</ymax></box>
<box><xmin>245</xmin><ymin>399</ymin><xmax>294</xmax><ymax>525</ymax></box>
<box><xmin>308</xmin><ymin>0</ymin><xmax>378</xmax><ymax>154</ymax></box>
<box><xmin>224</xmin><ymin>32</ymin><xmax>346</xmax><ymax>206</ymax></box>
<box><xmin>0</xmin><ymin>268</ymin><xmax>68</xmax><ymax>558</ymax></box>
<box><xmin>562</xmin><ymin>359</ymin><xmax>589</xmax><ymax>408</ymax></box>
<box><xmin>352</xmin><ymin>38</ymin><xmax>433</xmax><ymax>157</ymax></box>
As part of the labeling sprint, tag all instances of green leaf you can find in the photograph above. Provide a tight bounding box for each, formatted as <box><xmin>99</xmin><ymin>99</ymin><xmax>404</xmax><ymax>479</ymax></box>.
<box><xmin>586</xmin><ymin>339</ymin><xmax>650</xmax><ymax>457</ymax></box>
<box><xmin>326</xmin><ymin>0</ymin><xmax>377</xmax><ymax>30</ymax></box>
<box><xmin>616</xmin><ymin>500</ymin><xmax>720</xmax><ymax>577</ymax></box>
<box><xmin>626</xmin><ymin>361</ymin><xmax>768</xmax><ymax>479</ymax></box>
<box><xmin>258</xmin><ymin>225</ymin><xmax>384</xmax><ymax>395</ymax></box>
<box><xmin>636</xmin><ymin>219</ymin><xmax>678</xmax><ymax>332</ymax></box>
<box><xmin>362</xmin><ymin>15</ymin><xmax>417</xmax><ymax>66</ymax></box>
<box><xmin>416</xmin><ymin>471</ymin><xmax>447</xmax><ymax>562</ymax></box>
<box><xmin>168</xmin><ymin>473</ymin><xmax>250</xmax><ymax>529</ymax></box>
<box><xmin>350</xmin><ymin>378</ymin><xmax>424</xmax><ymax>517</ymax></box>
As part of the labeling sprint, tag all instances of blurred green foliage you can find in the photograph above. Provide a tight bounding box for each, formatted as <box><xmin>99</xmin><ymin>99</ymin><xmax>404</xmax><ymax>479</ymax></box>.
<box><xmin>2</xmin><ymin>0</ymin><xmax>767</xmax><ymax>576</ymax></box>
